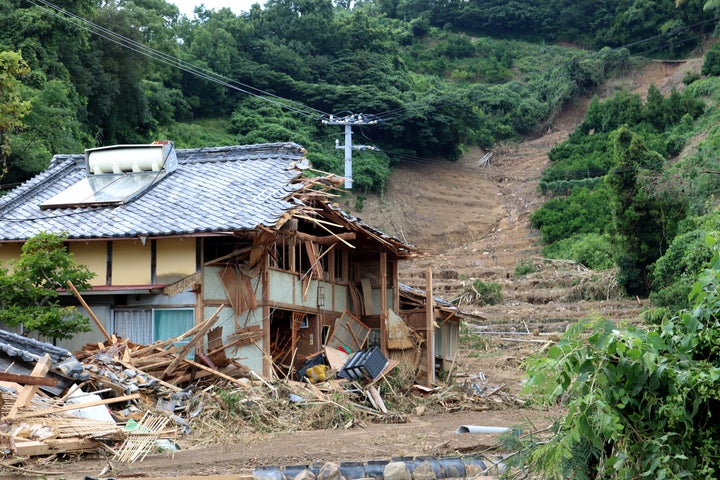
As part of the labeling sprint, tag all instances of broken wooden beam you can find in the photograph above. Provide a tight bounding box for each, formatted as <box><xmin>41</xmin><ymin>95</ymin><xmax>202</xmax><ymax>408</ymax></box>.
<box><xmin>161</xmin><ymin>304</ymin><xmax>225</xmax><ymax>379</ymax></box>
<box><xmin>67</xmin><ymin>280</ymin><xmax>112</xmax><ymax>341</ymax></box>
<box><xmin>0</xmin><ymin>372</ymin><xmax>57</xmax><ymax>387</ymax></box>
<box><xmin>11</xmin><ymin>438</ymin><xmax>102</xmax><ymax>457</ymax></box>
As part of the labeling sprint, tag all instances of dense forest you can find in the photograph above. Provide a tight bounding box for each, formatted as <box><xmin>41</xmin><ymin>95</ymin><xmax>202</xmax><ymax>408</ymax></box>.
<box><xmin>2</xmin><ymin>0</ymin><xmax>720</xmax><ymax>299</ymax></box>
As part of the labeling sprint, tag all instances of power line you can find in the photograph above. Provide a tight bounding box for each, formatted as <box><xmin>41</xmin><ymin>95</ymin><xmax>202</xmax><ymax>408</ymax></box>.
<box><xmin>25</xmin><ymin>0</ymin><xmax>331</xmax><ymax>120</ymax></box>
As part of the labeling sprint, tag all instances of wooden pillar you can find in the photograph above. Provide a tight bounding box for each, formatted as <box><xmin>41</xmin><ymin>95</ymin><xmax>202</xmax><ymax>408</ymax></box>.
<box><xmin>262</xmin><ymin>254</ymin><xmax>272</xmax><ymax>378</ymax></box>
<box><xmin>425</xmin><ymin>268</ymin><xmax>435</xmax><ymax>386</ymax></box>
<box><xmin>392</xmin><ymin>259</ymin><xmax>400</xmax><ymax>313</ymax></box>
<box><xmin>380</xmin><ymin>252</ymin><xmax>388</xmax><ymax>355</ymax></box>
<box><xmin>195</xmin><ymin>238</ymin><xmax>204</xmax><ymax>328</ymax></box>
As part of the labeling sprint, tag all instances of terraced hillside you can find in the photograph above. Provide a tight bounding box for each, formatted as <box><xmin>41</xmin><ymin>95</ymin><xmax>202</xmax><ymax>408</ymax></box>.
<box><xmin>351</xmin><ymin>59</ymin><xmax>700</xmax><ymax>332</ymax></box>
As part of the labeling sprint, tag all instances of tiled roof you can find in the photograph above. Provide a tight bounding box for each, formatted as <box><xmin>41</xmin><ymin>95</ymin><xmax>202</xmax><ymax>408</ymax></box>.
<box><xmin>0</xmin><ymin>328</ymin><xmax>84</xmax><ymax>395</ymax></box>
<box><xmin>0</xmin><ymin>328</ymin><xmax>73</xmax><ymax>364</ymax></box>
<box><xmin>0</xmin><ymin>143</ymin><xmax>308</xmax><ymax>240</ymax></box>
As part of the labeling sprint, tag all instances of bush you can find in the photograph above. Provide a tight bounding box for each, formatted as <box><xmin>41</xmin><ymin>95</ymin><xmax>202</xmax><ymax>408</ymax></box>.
<box><xmin>460</xmin><ymin>279</ymin><xmax>502</xmax><ymax>306</ymax></box>
<box><xmin>683</xmin><ymin>70</ymin><xmax>701</xmax><ymax>85</ymax></box>
<box><xmin>514</xmin><ymin>259</ymin><xmax>537</xmax><ymax>276</ymax></box>
<box><xmin>530</xmin><ymin>185</ymin><xmax>613</xmax><ymax>245</ymax></box>
<box><xmin>701</xmin><ymin>41</ymin><xmax>720</xmax><ymax>76</ymax></box>
<box><xmin>513</xmin><ymin>234</ymin><xmax>720</xmax><ymax>479</ymax></box>
<box><xmin>542</xmin><ymin>233</ymin><xmax>616</xmax><ymax>270</ymax></box>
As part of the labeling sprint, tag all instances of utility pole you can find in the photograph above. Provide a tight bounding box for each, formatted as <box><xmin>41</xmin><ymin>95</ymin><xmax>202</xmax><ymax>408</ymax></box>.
<box><xmin>322</xmin><ymin>113</ymin><xmax>378</xmax><ymax>189</ymax></box>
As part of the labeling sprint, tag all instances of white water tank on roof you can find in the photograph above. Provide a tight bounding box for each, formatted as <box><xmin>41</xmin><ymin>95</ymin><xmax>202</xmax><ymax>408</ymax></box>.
<box><xmin>86</xmin><ymin>142</ymin><xmax>177</xmax><ymax>174</ymax></box>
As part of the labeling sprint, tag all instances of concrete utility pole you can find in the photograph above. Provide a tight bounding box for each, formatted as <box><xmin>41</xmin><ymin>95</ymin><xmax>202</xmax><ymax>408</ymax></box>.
<box><xmin>322</xmin><ymin>113</ymin><xmax>378</xmax><ymax>189</ymax></box>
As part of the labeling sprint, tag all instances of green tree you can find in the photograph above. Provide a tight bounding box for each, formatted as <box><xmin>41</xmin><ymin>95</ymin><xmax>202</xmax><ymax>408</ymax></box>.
<box><xmin>0</xmin><ymin>51</ymin><xmax>31</xmax><ymax>179</ymax></box>
<box><xmin>0</xmin><ymin>232</ymin><xmax>95</xmax><ymax>342</ymax></box>
<box><xmin>4</xmin><ymin>79</ymin><xmax>92</xmax><ymax>185</ymax></box>
<box><xmin>607</xmin><ymin>126</ymin><xmax>679</xmax><ymax>296</ymax></box>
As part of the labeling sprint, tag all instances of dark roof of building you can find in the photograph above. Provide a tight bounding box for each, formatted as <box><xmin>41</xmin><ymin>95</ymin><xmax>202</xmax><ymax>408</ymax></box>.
<box><xmin>0</xmin><ymin>143</ymin><xmax>309</xmax><ymax>241</ymax></box>
<box><xmin>400</xmin><ymin>283</ymin><xmax>456</xmax><ymax>309</ymax></box>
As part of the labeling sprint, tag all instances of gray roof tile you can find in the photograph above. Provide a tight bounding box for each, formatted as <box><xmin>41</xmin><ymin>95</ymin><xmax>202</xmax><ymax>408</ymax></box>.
<box><xmin>0</xmin><ymin>143</ymin><xmax>308</xmax><ymax>240</ymax></box>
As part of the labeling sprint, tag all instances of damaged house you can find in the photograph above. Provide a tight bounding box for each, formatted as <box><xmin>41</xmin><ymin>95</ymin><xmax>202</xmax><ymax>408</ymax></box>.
<box><xmin>0</xmin><ymin>141</ymin><xmax>458</xmax><ymax>383</ymax></box>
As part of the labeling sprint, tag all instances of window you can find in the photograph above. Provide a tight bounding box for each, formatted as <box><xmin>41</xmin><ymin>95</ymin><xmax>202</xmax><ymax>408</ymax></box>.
<box><xmin>112</xmin><ymin>308</ymin><xmax>194</xmax><ymax>349</ymax></box>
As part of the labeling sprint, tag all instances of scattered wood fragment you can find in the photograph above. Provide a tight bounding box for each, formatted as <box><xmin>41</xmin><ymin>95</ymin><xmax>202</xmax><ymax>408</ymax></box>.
<box><xmin>366</xmin><ymin>386</ymin><xmax>387</xmax><ymax>413</ymax></box>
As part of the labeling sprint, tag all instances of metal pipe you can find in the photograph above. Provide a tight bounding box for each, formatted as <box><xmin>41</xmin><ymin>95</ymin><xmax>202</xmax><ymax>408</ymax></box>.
<box><xmin>455</xmin><ymin>425</ymin><xmax>510</xmax><ymax>434</ymax></box>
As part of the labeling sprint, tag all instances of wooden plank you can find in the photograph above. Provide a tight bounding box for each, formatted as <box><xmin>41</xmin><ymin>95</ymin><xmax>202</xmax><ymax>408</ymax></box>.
<box><xmin>348</xmin><ymin>283</ymin><xmax>362</xmax><ymax>317</ymax></box>
<box><xmin>238</xmin><ymin>273</ymin><xmax>258</xmax><ymax>312</ymax></box>
<box><xmin>295</xmin><ymin>231</ymin><xmax>356</xmax><ymax>246</ymax></box>
<box><xmin>0</xmin><ymin>372</ymin><xmax>57</xmax><ymax>387</ymax></box>
<box><xmin>304</xmin><ymin>241</ymin><xmax>325</xmax><ymax>279</ymax></box>
<box><xmin>207</xmin><ymin>326</ymin><xmax>224</xmax><ymax>352</ymax></box>
<box><xmin>360</xmin><ymin>277</ymin><xmax>374</xmax><ymax>316</ymax></box>
<box><xmin>161</xmin><ymin>304</ymin><xmax>224</xmax><ymax>379</ymax></box>
<box><xmin>218</xmin><ymin>266</ymin><xmax>240</xmax><ymax>313</ymax></box>
<box><xmin>208</xmin><ymin>329</ymin><xmax>263</xmax><ymax>355</ymax></box>
<box><xmin>196</xmin><ymin>351</ymin><xmax>217</xmax><ymax>369</ymax></box>
<box><xmin>293</xmin><ymin>215</ymin><xmax>356</xmax><ymax>249</ymax></box>
<box><xmin>7</xmin><ymin>354</ymin><xmax>53</xmax><ymax>419</ymax></box>
<box><xmin>67</xmin><ymin>280</ymin><xmax>112</xmax><ymax>341</ymax></box>
<box><xmin>324</xmin><ymin>346</ymin><xmax>349</xmax><ymax>371</ymax></box>
<box><xmin>367</xmin><ymin>386</ymin><xmax>387</xmax><ymax>413</ymax></box>
<box><xmin>11</xmin><ymin>393</ymin><xmax>140</xmax><ymax>420</ymax></box>
<box><xmin>12</xmin><ymin>438</ymin><xmax>101</xmax><ymax>457</ymax></box>
<box><xmin>367</xmin><ymin>359</ymin><xmax>400</xmax><ymax>387</ymax></box>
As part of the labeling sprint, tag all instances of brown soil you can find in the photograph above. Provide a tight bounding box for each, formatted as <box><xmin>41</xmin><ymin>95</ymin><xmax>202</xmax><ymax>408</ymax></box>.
<box><xmin>8</xmin><ymin>59</ymin><xmax>702</xmax><ymax>480</ymax></box>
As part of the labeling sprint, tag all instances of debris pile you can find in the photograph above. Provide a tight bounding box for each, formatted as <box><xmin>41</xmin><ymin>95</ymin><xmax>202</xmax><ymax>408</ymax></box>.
<box><xmin>0</xmin><ymin>317</ymin><xmax>522</xmax><ymax>473</ymax></box>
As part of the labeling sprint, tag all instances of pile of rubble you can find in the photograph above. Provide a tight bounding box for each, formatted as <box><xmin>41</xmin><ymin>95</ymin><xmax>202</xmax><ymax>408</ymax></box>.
<box><xmin>0</xmin><ymin>319</ymin><xmax>521</xmax><ymax>474</ymax></box>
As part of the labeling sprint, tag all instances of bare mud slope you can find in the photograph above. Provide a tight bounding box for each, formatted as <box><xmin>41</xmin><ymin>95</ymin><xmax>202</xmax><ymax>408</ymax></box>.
<box><xmin>349</xmin><ymin>59</ymin><xmax>703</xmax><ymax>332</ymax></box>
